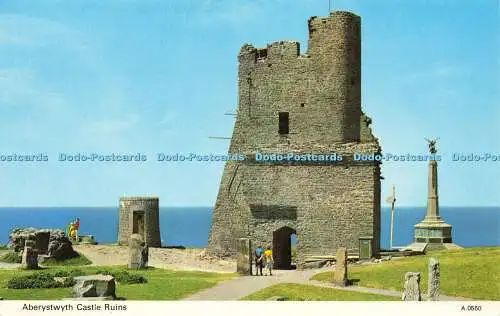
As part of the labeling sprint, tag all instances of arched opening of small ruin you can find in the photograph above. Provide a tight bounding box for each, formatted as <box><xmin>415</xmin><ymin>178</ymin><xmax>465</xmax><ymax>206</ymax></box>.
<box><xmin>132</xmin><ymin>211</ymin><xmax>145</xmax><ymax>239</ymax></box>
<box><xmin>272</xmin><ymin>226</ymin><xmax>296</xmax><ymax>270</ymax></box>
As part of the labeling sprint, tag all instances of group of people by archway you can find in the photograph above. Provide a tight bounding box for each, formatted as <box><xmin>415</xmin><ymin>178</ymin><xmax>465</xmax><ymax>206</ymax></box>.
<box><xmin>254</xmin><ymin>245</ymin><xmax>273</xmax><ymax>276</ymax></box>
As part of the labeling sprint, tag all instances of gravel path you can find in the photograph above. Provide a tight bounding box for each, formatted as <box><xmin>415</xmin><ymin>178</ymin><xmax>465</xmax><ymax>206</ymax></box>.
<box><xmin>0</xmin><ymin>262</ymin><xmax>21</xmax><ymax>269</ymax></box>
<box><xmin>184</xmin><ymin>267</ymin><xmax>471</xmax><ymax>301</ymax></box>
<box><xmin>184</xmin><ymin>268</ymin><xmax>325</xmax><ymax>300</ymax></box>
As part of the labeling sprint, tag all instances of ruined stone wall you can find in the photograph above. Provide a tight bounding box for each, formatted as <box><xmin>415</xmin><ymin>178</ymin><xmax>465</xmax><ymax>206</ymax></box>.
<box><xmin>118</xmin><ymin>197</ymin><xmax>161</xmax><ymax>248</ymax></box>
<box><xmin>207</xmin><ymin>11</ymin><xmax>382</xmax><ymax>266</ymax></box>
<box><xmin>208</xmin><ymin>152</ymin><xmax>381</xmax><ymax>263</ymax></box>
<box><xmin>229</xmin><ymin>11</ymin><xmax>362</xmax><ymax>154</ymax></box>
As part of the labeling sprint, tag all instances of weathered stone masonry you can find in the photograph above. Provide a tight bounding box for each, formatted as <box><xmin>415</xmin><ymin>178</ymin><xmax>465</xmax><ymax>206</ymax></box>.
<box><xmin>207</xmin><ymin>11</ymin><xmax>382</xmax><ymax>269</ymax></box>
<box><xmin>118</xmin><ymin>197</ymin><xmax>161</xmax><ymax>248</ymax></box>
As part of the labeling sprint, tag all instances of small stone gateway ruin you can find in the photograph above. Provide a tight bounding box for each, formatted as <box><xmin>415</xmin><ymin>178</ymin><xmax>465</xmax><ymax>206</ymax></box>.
<box><xmin>118</xmin><ymin>196</ymin><xmax>161</xmax><ymax>248</ymax></box>
<box><xmin>9</xmin><ymin>228</ymin><xmax>50</xmax><ymax>253</ymax></box>
<box><xmin>207</xmin><ymin>11</ymin><xmax>382</xmax><ymax>269</ymax></box>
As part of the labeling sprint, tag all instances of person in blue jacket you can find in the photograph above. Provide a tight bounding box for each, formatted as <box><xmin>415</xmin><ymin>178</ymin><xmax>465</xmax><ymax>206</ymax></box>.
<box><xmin>254</xmin><ymin>245</ymin><xmax>264</xmax><ymax>276</ymax></box>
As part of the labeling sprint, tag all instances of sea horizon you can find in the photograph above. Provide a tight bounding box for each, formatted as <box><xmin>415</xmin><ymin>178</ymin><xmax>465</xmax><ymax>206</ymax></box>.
<box><xmin>0</xmin><ymin>205</ymin><xmax>498</xmax><ymax>208</ymax></box>
<box><xmin>0</xmin><ymin>206</ymin><xmax>498</xmax><ymax>249</ymax></box>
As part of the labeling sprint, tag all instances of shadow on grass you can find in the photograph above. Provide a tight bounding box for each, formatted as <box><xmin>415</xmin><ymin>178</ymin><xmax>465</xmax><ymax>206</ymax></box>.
<box><xmin>348</xmin><ymin>278</ymin><xmax>360</xmax><ymax>286</ymax></box>
<box><xmin>19</xmin><ymin>266</ymin><xmax>50</xmax><ymax>271</ymax></box>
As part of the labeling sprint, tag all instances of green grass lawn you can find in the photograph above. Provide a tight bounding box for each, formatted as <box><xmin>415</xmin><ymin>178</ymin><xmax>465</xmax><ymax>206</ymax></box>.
<box><xmin>0</xmin><ymin>251</ymin><xmax>20</xmax><ymax>263</ymax></box>
<box><xmin>312</xmin><ymin>247</ymin><xmax>500</xmax><ymax>300</ymax></box>
<box><xmin>0</xmin><ymin>265</ymin><xmax>235</xmax><ymax>300</ymax></box>
<box><xmin>242</xmin><ymin>283</ymin><xmax>399</xmax><ymax>301</ymax></box>
<box><xmin>0</xmin><ymin>250</ymin><xmax>92</xmax><ymax>266</ymax></box>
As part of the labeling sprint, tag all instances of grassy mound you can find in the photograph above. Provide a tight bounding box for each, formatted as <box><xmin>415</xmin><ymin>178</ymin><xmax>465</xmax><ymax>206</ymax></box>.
<box><xmin>242</xmin><ymin>283</ymin><xmax>398</xmax><ymax>301</ymax></box>
<box><xmin>52</xmin><ymin>269</ymin><xmax>86</xmax><ymax>278</ymax></box>
<box><xmin>312</xmin><ymin>247</ymin><xmax>500</xmax><ymax>300</ymax></box>
<box><xmin>0</xmin><ymin>251</ymin><xmax>21</xmax><ymax>264</ymax></box>
<box><xmin>95</xmin><ymin>269</ymin><xmax>148</xmax><ymax>285</ymax></box>
<box><xmin>41</xmin><ymin>252</ymin><xmax>92</xmax><ymax>266</ymax></box>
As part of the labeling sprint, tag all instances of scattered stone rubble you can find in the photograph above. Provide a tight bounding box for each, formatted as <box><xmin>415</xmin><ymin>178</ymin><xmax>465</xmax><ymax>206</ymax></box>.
<box><xmin>198</xmin><ymin>249</ymin><xmax>222</xmax><ymax>262</ymax></box>
<box><xmin>402</xmin><ymin>272</ymin><xmax>422</xmax><ymax>301</ymax></box>
<box><xmin>303</xmin><ymin>260</ymin><xmax>329</xmax><ymax>269</ymax></box>
<box><xmin>8</xmin><ymin>227</ymin><xmax>77</xmax><ymax>261</ymax></box>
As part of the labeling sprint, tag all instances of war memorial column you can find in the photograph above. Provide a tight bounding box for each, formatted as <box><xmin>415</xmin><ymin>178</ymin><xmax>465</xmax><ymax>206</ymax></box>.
<box><xmin>413</xmin><ymin>139</ymin><xmax>453</xmax><ymax>250</ymax></box>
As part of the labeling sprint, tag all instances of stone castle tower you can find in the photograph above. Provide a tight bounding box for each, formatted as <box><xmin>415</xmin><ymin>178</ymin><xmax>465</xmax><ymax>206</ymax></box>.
<box><xmin>207</xmin><ymin>11</ymin><xmax>382</xmax><ymax>269</ymax></box>
<box><xmin>117</xmin><ymin>196</ymin><xmax>161</xmax><ymax>247</ymax></box>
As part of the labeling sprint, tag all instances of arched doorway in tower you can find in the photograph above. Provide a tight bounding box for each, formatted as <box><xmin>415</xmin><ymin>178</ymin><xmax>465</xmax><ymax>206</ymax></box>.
<box><xmin>272</xmin><ymin>226</ymin><xmax>296</xmax><ymax>269</ymax></box>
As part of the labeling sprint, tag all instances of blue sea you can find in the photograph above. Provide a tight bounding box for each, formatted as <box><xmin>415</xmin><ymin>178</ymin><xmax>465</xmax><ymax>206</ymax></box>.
<box><xmin>0</xmin><ymin>207</ymin><xmax>498</xmax><ymax>249</ymax></box>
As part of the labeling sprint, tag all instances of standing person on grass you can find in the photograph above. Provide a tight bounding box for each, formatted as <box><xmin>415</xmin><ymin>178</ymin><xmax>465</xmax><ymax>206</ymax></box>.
<box><xmin>254</xmin><ymin>245</ymin><xmax>264</xmax><ymax>276</ymax></box>
<box><xmin>264</xmin><ymin>246</ymin><xmax>273</xmax><ymax>276</ymax></box>
<box><xmin>73</xmin><ymin>218</ymin><xmax>80</xmax><ymax>242</ymax></box>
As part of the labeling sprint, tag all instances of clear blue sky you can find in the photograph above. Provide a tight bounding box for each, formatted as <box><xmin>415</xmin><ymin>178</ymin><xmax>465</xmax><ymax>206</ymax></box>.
<box><xmin>0</xmin><ymin>0</ymin><xmax>498</xmax><ymax>207</ymax></box>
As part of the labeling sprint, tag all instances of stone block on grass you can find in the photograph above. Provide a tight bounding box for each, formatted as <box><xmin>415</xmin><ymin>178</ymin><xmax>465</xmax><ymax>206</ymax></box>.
<box><xmin>236</xmin><ymin>238</ymin><xmax>252</xmax><ymax>275</ymax></box>
<box><xmin>333</xmin><ymin>247</ymin><xmax>348</xmax><ymax>286</ymax></box>
<box><xmin>128</xmin><ymin>234</ymin><xmax>148</xmax><ymax>269</ymax></box>
<box><xmin>428</xmin><ymin>258</ymin><xmax>440</xmax><ymax>301</ymax></box>
<box><xmin>21</xmin><ymin>240</ymin><xmax>38</xmax><ymax>269</ymax></box>
<box><xmin>402</xmin><ymin>272</ymin><xmax>422</xmax><ymax>301</ymax></box>
<box><xmin>72</xmin><ymin>275</ymin><xmax>116</xmax><ymax>299</ymax></box>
